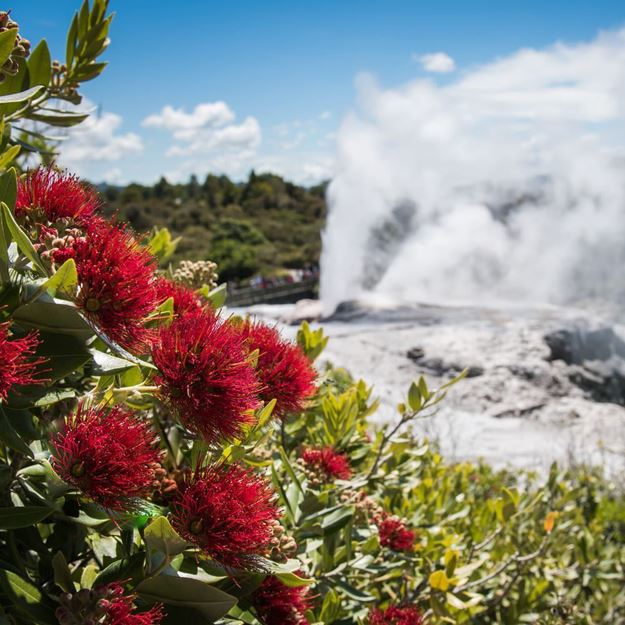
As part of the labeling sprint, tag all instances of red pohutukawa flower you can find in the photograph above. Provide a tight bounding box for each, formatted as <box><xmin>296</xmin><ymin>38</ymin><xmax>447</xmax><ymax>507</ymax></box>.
<box><xmin>16</xmin><ymin>167</ymin><xmax>99</xmax><ymax>224</ymax></box>
<box><xmin>251</xmin><ymin>576</ymin><xmax>311</xmax><ymax>625</ymax></box>
<box><xmin>101</xmin><ymin>583</ymin><xmax>164</xmax><ymax>625</ymax></box>
<box><xmin>0</xmin><ymin>324</ymin><xmax>47</xmax><ymax>401</ymax></box>
<box><xmin>170</xmin><ymin>463</ymin><xmax>279</xmax><ymax>570</ymax></box>
<box><xmin>234</xmin><ymin>320</ymin><xmax>316</xmax><ymax>418</ymax></box>
<box><xmin>152</xmin><ymin>310</ymin><xmax>259</xmax><ymax>443</ymax></box>
<box><xmin>155</xmin><ymin>276</ymin><xmax>204</xmax><ymax>315</ymax></box>
<box><xmin>300</xmin><ymin>446</ymin><xmax>351</xmax><ymax>480</ymax></box>
<box><xmin>368</xmin><ymin>605</ymin><xmax>423</xmax><ymax>625</ymax></box>
<box><xmin>51</xmin><ymin>405</ymin><xmax>162</xmax><ymax>510</ymax></box>
<box><xmin>56</xmin><ymin>583</ymin><xmax>164</xmax><ymax>625</ymax></box>
<box><xmin>71</xmin><ymin>220</ymin><xmax>159</xmax><ymax>352</ymax></box>
<box><xmin>375</xmin><ymin>514</ymin><xmax>415</xmax><ymax>552</ymax></box>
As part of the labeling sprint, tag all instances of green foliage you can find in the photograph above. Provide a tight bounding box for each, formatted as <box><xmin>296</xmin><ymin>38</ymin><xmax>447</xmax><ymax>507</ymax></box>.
<box><xmin>103</xmin><ymin>172</ymin><xmax>327</xmax><ymax>281</ymax></box>
<box><xmin>268</xmin><ymin>359</ymin><xmax>625</xmax><ymax>625</ymax></box>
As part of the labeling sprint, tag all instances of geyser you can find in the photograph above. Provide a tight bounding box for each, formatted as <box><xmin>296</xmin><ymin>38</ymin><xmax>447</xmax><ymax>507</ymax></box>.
<box><xmin>320</xmin><ymin>29</ymin><xmax>625</xmax><ymax>313</ymax></box>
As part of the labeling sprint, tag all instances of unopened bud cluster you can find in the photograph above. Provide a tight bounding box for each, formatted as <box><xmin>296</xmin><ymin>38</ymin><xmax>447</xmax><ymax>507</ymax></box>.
<box><xmin>51</xmin><ymin>60</ymin><xmax>80</xmax><ymax>101</ymax></box>
<box><xmin>340</xmin><ymin>488</ymin><xmax>384</xmax><ymax>523</ymax></box>
<box><xmin>295</xmin><ymin>456</ymin><xmax>330</xmax><ymax>488</ymax></box>
<box><xmin>33</xmin><ymin>222</ymin><xmax>86</xmax><ymax>268</ymax></box>
<box><xmin>172</xmin><ymin>259</ymin><xmax>218</xmax><ymax>291</ymax></box>
<box><xmin>56</xmin><ymin>587</ymin><xmax>116</xmax><ymax>625</ymax></box>
<box><xmin>0</xmin><ymin>11</ymin><xmax>30</xmax><ymax>82</ymax></box>
<box><xmin>267</xmin><ymin>518</ymin><xmax>298</xmax><ymax>562</ymax></box>
<box><xmin>151</xmin><ymin>465</ymin><xmax>188</xmax><ymax>505</ymax></box>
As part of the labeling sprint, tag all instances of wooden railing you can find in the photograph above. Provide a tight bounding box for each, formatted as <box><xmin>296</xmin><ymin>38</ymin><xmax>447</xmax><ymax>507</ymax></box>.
<box><xmin>227</xmin><ymin>278</ymin><xmax>318</xmax><ymax>307</ymax></box>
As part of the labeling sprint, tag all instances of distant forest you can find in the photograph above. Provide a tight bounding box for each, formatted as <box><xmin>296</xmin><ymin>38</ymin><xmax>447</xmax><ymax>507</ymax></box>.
<box><xmin>99</xmin><ymin>172</ymin><xmax>328</xmax><ymax>282</ymax></box>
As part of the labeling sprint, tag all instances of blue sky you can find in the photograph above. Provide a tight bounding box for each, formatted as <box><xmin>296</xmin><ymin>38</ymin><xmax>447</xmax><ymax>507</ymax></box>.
<box><xmin>16</xmin><ymin>0</ymin><xmax>625</xmax><ymax>185</ymax></box>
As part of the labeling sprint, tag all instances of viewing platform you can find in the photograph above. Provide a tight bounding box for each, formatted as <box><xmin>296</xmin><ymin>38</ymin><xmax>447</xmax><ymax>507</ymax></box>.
<box><xmin>227</xmin><ymin>277</ymin><xmax>318</xmax><ymax>307</ymax></box>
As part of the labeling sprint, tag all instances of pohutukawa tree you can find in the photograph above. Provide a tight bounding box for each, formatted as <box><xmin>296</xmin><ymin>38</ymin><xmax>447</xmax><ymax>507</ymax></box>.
<box><xmin>0</xmin><ymin>3</ymin><xmax>623</xmax><ymax>625</ymax></box>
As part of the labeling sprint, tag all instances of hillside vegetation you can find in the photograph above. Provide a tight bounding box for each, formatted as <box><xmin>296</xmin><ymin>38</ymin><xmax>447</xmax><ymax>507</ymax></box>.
<box><xmin>100</xmin><ymin>172</ymin><xmax>327</xmax><ymax>282</ymax></box>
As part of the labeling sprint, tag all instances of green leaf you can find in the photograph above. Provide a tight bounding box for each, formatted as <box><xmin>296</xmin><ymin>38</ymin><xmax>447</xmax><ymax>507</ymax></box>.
<box><xmin>147</xmin><ymin>226</ymin><xmax>179</xmax><ymax>263</ymax></box>
<box><xmin>0</xmin><ymin>506</ymin><xmax>51</xmax><ymax>529</ymax></box>
<box><xmin>321</xmin><ymin>506</ymin><xmax>354</xmax><ymax>535</ymax></box>
<box><xmin>255</xmin><ymin>398</ymin><xmax>276</xmax><ymax>429</ymax></box>
<box><xmin>0</xmin><ymin>202</ymin><xmax>47</xmax><ymax>276</ymax></box>
<box><xmin>0</xmin><ymin>85</ymin><xmax>45</xmax><ymax>106</ymax></box>
<box><xmin>408</xmin><ymin>381</ymin><xmax>422</xmax><ymax>412</ymax></box>
<box><xmin>66</xmin><ymin>14</ymin><xmax>78</xmax><ymax>67</ymax></box>
<box><xmin>278</xmin><ymin>448</ymin><xmax>303</xmax><ymax>493</ymax></box>
<box><xmin>88</xmin><ymin>349</ymin><xmax>138</xmax><ymax>376</ymax></box>
<box><xmin>71</xmin><ymin>61</ymin><xmax>107</xmax><ymax>82</ymax></box>
<box><xmin>275</xmin><ymin>571</ymin><xmax>315</xmax><ymax>587</ymax></box>
<box><xmin>0</xmin><ymin>167</ymin><xmax>17</xmax><ymax>210</ymax></box>
<box><xmin>0</xmin><ymin>406</ymin><xmax>32</xmax><ymax>457</ymax></box>
<box><xmin>0</xmin><ymin>30</ymin><xmax>16</xmax><ymax>67</ymax></box>
<box><xmin>33</xmin><ymin>389</ymin><xmax>75</xmax><ymax>408</ymax></box>
<box><xmin>0</xmin><ymin>569</ymin><xmax>56</xmax><ymax>624</ymax></box>
<box><xmin>92</xmin><ymin>552</ymin><xmax>145</xmax><ymax>587</ymax></box>
<box><xmin>77</xmin><ymin>0</ymin><xmax>90</xmax><ymax>38</ymax></box>
<box><xmin>136</xmin><ymin>575</ymin><xmax>237</xmax><ymax>620</ymax></box>
<box><xmin>51</xmin><ymin>552</ymin><xmax>75</xmax><ymax>593</ymax></box>
<box><xmin>26</xmin><ymin>111</ymin><xmax>90</xmax><ymax>127</ymax></box>
<box><xmin>27</xmin><ymin>40</ymin><xmax>52</xmax><ymax>87</ymax></box>
<box><xmin>12</xmin><ymin>300</ymin><xmax>93</xmax><ymax>339</ymax></box>
<box><xmin>0</xmin><ymin>145</ymin><xmax>20</xmax><ymax>169</ymax></box>
<box><xmin>41</xmin><ymin>258</ymin><xmax>77</xmax><ymax>297</ymax></box>
<box><xmin>201</xmin><ymin>283</ymin><xmax>227</xmax><ymax>308</ymax></box>
<box><xmin>143</xmin><ymin>516</ymin><xmax>188</xmax><ymax>558</ymax></box>
<box><xmin>36</xmin><ymin>331</ymin><xmax>90</xmax><ymax>382</ymax></box>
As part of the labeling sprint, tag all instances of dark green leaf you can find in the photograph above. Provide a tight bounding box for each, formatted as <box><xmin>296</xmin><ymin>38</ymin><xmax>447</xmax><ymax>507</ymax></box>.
<box><xmin>0</xmin><ymin>506</ymin><xmax>51</xmax><ymax>529</ymax></box>
<box><xmin>37</xmin><ymin>331</ymin><xmax>91</xmax><ymax>381</ymax></box>
<box><xmin>143</xmin><ymin>516</ymin><xmax>188</xmax><ymax>558</ymax></box>
<box><xmin>321</xmin><ymin>506</ymin><xmax>354</xmax><ymax>535</ymax></box>
<box><xmin>0</xmin><ymin>406</ymin><xmax>32</xmax><ymax>457</ymax></box>
<box><xmin>12</xmin><ymin>300</ymin><xmax>93</xmax><ymax>339</ymax></box>
<box><xmin>0</xmin><ymin>569</ymin><xmax>56</xmax><ymax>624</ymax></box>
<box><xmin>92</xmin><ymin>552</ymin><xmax>145</xmax><ymax>587</ymax></box>
<box><xmin>66</xmin><ymin>15</ymin><xmax>78</xmax><ymax>67</ymax></box>
<box><xmin>51</xmin><ymin>551</ymin><xmax>75</xmax><ymax>593</ymax></box>
<box><xmin>77</xmin><ymin>0</ymin><xmax>90</xmax><ymax>38</ymax></box>
<box><xmin>136</xmin><ymin>575</ymin><xmax>237</xmax><ymax>620</ymax></box>
<box><xmin>25</xmin><ymin>111</ymin><xmax>90</xmax><ymax>127</ymax></box>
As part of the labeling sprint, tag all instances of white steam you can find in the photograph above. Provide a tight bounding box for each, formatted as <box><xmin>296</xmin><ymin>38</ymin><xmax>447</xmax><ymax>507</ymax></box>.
<box><xmin>320</xmin><ymin>29</ymin><xmax>625</xmax><ymax>313</ymax></box>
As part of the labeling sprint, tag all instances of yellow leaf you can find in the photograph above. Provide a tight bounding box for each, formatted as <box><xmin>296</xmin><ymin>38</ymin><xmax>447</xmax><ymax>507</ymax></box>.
<box><xmin>429</xmin><ymin>570</ymin><xmax>450</xmax><ymax>591</ymax></box>
<box><xmin>544</xmin><ymin>511</ymin><xmax>558</xmax><ymax>534</ymax></box>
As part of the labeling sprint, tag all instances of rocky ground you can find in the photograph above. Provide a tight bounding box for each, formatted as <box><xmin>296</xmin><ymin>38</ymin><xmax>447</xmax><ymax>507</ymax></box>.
<box><xmin>234</xmin><ymin>299</ymin><xmax>625</xmax><ymax>474</ymax></box>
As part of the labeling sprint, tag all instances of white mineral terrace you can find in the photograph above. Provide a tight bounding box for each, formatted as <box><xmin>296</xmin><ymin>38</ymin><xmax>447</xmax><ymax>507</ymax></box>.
<box><xmin>235</xmin><ymin>299</ymin><xmax>625</xmax><ymax>475</ymax></box>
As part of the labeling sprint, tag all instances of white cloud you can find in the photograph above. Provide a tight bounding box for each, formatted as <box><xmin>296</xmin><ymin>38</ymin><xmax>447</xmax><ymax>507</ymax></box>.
<box><xmin>145</xmin><ymin>101</ymin><xmax>262</xmax><ymax>163</ymax></box>
<box><xmin>142</xmin><ymin>102</ymin><xmax>235</xmax><ymax>140</ymax></box>
<box><xmin>414</xmin><ymin>51</ymin><xmax>456</xmax><ymax>73</ymax></box>
<box><xmin>166</xmin><ymin>116</ymin><xmax>261</xmax><ymax>157</ymax></box>
<box><xmin>319</xmin><ymin>110</ymin><xmax>332</xmax><ymax>120</ymax></box>
<box><xmin>58</xmin><ymin>107</ymin><xmax>143</xmax><ymax>175</ymax></box>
